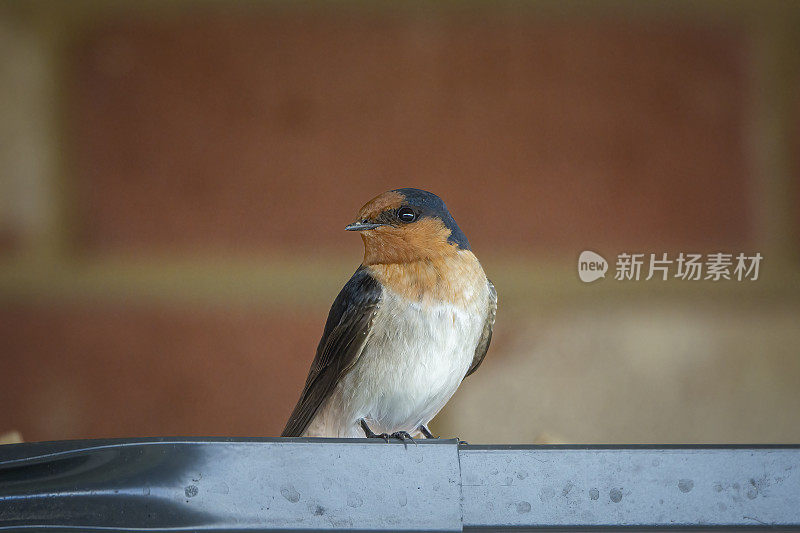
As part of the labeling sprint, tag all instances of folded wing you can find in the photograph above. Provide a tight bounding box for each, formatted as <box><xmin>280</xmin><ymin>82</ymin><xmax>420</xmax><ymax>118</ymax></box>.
<box><xmin>281</xmin><ymin>266</ymin><xmax>382</xmax><ymax>437</ymax></box>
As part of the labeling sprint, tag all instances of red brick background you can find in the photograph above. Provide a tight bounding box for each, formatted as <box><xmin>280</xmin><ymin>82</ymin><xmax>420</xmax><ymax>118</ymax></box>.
<box><xmin>0</xmin><ymin>303</ymin><xmax>321</xmax><ymax>439</ymax></box>
<box><xmin>71</xmin><ymin>9</ymin><xmax>751</xmax><ymax>255</ymax></box>
<box><xmin>2</xmin><ymin>4</ymin><xmax>797</xmax><ymax>444</ymax></box>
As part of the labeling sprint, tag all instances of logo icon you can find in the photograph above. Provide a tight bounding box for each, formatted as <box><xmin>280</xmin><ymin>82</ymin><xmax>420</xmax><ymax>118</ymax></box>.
<box><xmin>578</xmin><ymin>250</ymin><xmax>608</xmax><ymax>283</ymax></box>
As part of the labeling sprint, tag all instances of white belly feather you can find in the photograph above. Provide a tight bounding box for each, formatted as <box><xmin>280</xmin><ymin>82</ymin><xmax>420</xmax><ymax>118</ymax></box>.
<box><xmin>303</xmin><ymin>285</ymin><xmax>488</xmax><ymax>438</ymax></box>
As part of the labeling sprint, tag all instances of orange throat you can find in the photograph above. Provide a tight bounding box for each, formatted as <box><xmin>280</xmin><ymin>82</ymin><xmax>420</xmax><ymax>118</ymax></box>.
<box><xmin>360</xmin><ymin>217</ymin><xmax>458</xmax><ymax>266</ymax></box>
<box><xmin>365</xmin><ymin>250</ymin><xmax>486</xmax><ymax>305</ymax></box>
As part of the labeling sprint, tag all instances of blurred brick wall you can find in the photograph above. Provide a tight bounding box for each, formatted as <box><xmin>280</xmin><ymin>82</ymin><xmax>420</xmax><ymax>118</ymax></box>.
<box><xmin>71</xmin><ymin>10</ymin><xmax>751</xmax><ymax>255</ymax></box>
<box><xmin>1</xmin><ymin>4</ymin><xmax>798</xmax><ymax>443</ymax></box>
<box><xmin>0</xmin><ymin>303</ymin><xmax>320</xmax><ymax>439</ymax></box>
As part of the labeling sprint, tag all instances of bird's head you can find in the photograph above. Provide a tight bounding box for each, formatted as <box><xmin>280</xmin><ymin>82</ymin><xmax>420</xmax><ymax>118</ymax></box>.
<box><xmin>346</xmin><ymin>188</ymin><xmax>470</xmax><ymax>265</ymax></box>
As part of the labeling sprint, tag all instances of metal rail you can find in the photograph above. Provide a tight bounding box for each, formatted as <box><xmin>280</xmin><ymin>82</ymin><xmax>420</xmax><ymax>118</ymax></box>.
<box><xmin>1</xmin><ymin>438</ymin><xmax>799</xmax><ymax>531</ymax></box>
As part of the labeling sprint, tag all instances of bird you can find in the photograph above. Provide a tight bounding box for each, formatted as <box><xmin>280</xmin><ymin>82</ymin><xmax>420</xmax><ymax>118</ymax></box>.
<box><xmin>281</xmin><ymin>188</ymin><xmax>496</xmax><ymax>440</ymax></box>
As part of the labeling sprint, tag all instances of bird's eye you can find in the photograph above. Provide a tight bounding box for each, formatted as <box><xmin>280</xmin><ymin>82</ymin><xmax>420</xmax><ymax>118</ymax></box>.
<box><xmin>397</xmin><ymin>207</ymin><xmax>417</xmax><ymax>223</ymax></box>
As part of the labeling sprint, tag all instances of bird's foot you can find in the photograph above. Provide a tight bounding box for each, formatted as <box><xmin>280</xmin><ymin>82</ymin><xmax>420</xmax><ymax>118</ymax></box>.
<box><xmin>360</xmin><ymin>419</ymin><xmax>390</xmax><ymax>442</ymax></box>
<box><xmin>389</xmin><ymin>431</ymin><xmax>417</xmax><ymax>448</ymax></box>
<box><xmin>417</xmin><ymin>424</ymin><xmax>464</xmax><ymax>443</ymax></box>
<box><xmin>418</xmin><ymin>425</ymin><xmax>438</xmax><ymax>439</ymax></box>
<box><xmin>360</xmin><ymin>420</ymin><xmax>417</xmax><ymax>446</ymax></box>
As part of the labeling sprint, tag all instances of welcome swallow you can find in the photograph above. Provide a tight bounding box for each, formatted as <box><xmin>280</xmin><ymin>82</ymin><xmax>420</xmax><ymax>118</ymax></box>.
<box><xmin>282</xmin><ymin>188</ymin><xmax>497</xmax><ymax>440</ymax></box>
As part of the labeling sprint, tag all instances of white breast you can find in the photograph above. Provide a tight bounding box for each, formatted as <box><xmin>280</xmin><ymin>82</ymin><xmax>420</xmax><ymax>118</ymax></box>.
<box><xmin>303</xmin><ymin>284</ymin><xmax>489</xmax><ymax>438</ymax></box>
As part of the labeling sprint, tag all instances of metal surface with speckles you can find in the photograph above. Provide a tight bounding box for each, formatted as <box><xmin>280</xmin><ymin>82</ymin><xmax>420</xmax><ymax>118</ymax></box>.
<box><xmin>1</xmin><ymin>439</ymin><xmax>799</xmax><ymax>531</ymax></box>
<box><xmin>461</xmin><ymin>445</ymin><xmax>800</xmax><ymax>530</ymax></box>
<box><xmin>0</xmin><ymin>437</ymin><xmax>462</xmax><ymax>531</ymax></box>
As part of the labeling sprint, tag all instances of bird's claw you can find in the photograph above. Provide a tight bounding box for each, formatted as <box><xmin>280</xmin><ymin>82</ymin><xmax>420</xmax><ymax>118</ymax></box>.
<box><xmin>369</xmin><ymin>431</ymin><xmax>415</xmax><ymax>446</ymax></box>
<box><xmin>381</xmin><ymin>430</ymin><xmax>415</xmax><ymax>448</ymax></box>
<box><xmin>390</xmin><ymin>431</ymin><xmax>417</xmax><ymax>447</ymax></box>
<box><xmin>419</xmin><ymin>425</ymin><xmax>438</xmax><ymax>439</ymax></box>
<box><xmin>360</xmin><ymin>419</ymin><xmax>417</xmax><ymax>447</ymax></box>
<box><xmin>360</xmin><ymin>419</ymin><xmax>392</xmax><ymax>443</ymax></box>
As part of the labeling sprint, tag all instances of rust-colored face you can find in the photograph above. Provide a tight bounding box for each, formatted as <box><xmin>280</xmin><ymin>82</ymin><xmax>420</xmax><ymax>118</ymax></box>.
<box><xmin>346</xmin><ymin>189</ymin><xmax>468</xmax><ymax>265</ymax></box>
<box><xmin>355</xmin><ymin>191</ymin><xmax>405</xmax><ymax>223</ymax></box>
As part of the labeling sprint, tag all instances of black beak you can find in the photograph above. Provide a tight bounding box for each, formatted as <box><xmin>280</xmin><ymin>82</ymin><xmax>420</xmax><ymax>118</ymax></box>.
<box><xmin>345</xmin><ymin>221</ymin><xmax>384</xmax><ymax>231</ymax></box>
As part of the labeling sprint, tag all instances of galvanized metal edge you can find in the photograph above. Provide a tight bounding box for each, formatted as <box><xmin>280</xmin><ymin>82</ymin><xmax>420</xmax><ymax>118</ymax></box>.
<box><xmin>1</xmin><ymin>439</ymin><xmax>799</xmax><ymax>531</ymax></box>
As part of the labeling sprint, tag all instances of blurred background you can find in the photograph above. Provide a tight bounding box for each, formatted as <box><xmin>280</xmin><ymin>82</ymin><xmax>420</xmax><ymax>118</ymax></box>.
<box><xmin>1</xmin><ymin>0</ymin><xmax>798</xmax><ymax>445</ymax></box>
